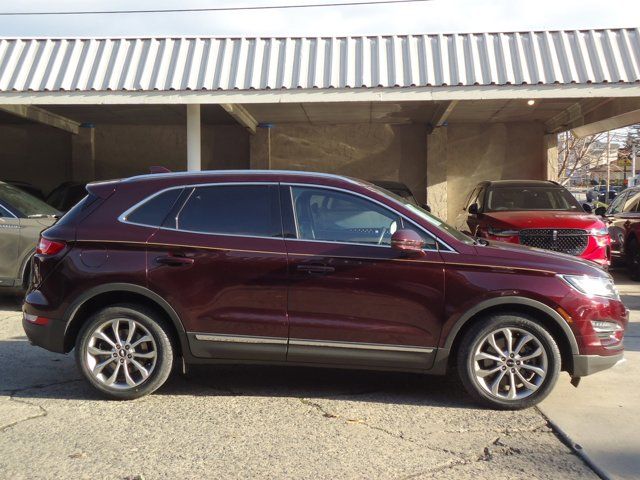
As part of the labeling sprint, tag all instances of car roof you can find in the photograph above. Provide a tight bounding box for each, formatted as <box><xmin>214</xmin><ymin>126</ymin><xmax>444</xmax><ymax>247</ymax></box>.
<box><xmin>479</xmin><ymin>180</ymin><xmax>561</xmax><ymax>188</ymax></box>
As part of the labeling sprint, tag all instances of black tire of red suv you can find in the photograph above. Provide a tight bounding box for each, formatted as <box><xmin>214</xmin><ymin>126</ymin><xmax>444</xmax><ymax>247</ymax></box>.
<box><xmin>75</xmin><ymin>304</ymin><xmax>175</xmax><ymax>400</ymax></box>
<box><xmin>626</xmin><ymin>238</ymin><xmax>640</xmax><ymax>281</ymax></box>
<box><xmin>456</xmin><ymin>313</ymin><xmax>561</xmax><ymax>410</ymax></box>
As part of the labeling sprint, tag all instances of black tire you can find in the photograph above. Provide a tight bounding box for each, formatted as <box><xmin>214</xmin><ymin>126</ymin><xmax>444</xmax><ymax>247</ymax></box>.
<box><xmin>457</xmin><ymin>313</ymin><xmax>561</xmax><ymax>410</ymax></box>
<box><xmin>626</xmin><ymin>238</ymin><xmax>640</xmax><ymax>281</ymax></box>
<box><xmin>75</xmin><ymin>304</ymin><xmax>174</xmax><ymax>400</ymax></box>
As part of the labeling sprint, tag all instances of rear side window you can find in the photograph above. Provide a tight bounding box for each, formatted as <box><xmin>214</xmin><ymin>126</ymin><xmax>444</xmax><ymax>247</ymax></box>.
<box><xmin>175</xmin><ymin>184</ymin><xmax>282</xmax><ymax>237</ymax></box>
<box><xmin>126</xmin><ymin>189</ymin><xmax>183</xmax><ymax>227</ymax></box>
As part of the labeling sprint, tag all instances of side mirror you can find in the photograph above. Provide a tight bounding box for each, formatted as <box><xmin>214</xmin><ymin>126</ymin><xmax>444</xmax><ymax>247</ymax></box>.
<box><xmin>391</xmin><ymin>229</ymin><xmax>426</xmax><ymax>256</ymax></box>
<box><xmin>582</xmin><ymin>203</ymin><xmax>593</xmax><ymax>213</ymax></box>
<box><xmin>421</xmin><ymin>203</ymin><xmax>431</xmax><ymax>212</ymax></box>
<box><xmin>468</xmin><ymin>203</ymin><xmax>479</xmax><ymax>215</ymax></box>
<box><xmin>594</xmin><ymin>206</ymin><xmax>607</xmax><ymax>217</ymax></box>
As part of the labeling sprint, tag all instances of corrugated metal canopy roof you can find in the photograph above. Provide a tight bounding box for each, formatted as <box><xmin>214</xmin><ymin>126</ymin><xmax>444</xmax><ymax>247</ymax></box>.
<box><xmin>0</xmin><ymin>29</ymin><xmax>639</xmax><ymax>93</ymax></box>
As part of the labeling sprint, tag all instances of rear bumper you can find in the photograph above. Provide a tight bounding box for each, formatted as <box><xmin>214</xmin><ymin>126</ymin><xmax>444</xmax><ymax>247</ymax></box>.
<box><xmin>22</xmin><ymin>315</ymin><xmax>66</xmax><ymax>353</ymax></box>
<box><xmin>571</xmin><ymin>352</ymin><xmax>624</xmax><ymax>377</ymax></box>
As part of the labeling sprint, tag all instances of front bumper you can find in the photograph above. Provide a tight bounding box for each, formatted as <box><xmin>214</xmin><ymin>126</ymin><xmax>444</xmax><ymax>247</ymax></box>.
<box><xmin>571</xmin><ymin>352</ymin><xmax>624</xmax><ymax>377</ymax></box>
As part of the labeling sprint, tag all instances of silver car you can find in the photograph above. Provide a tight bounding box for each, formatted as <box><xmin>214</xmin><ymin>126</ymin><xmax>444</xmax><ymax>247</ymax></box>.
<box><xmin>0</xmin><ymin>181</ymin><xmax>60</xmax><ymax>292</ymax></box>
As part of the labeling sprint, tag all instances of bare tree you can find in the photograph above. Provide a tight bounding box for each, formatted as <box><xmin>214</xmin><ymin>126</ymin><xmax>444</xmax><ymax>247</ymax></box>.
<box><xmin>557</xmin><ymin>131</ymin><xmax>607</xmax><ymax>185</ymax></box>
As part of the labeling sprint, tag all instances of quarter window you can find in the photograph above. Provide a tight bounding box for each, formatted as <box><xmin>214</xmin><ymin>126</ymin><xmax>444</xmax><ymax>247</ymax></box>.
<box><xmin>291</xmin><ymin>186</ymin><xmax>435</xmax><ymax>247</ymax></box>
<box><xmin>176</xmin><ymin>185</ymin><xmax>282</xmax><ymax>237</ymax></box>
<box><xmin>126</xmin><ymin>189</ymin><xmax>183</xmax><ymax>227</ymax></box>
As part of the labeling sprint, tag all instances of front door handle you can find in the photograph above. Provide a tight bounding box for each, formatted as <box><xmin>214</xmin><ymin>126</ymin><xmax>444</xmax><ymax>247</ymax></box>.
<box><xmin>156</xmin><ymin>254</ymin><xmax>194</xmax><ymax>266</ymax></box>
<box><xmin>296</xmin><ymin>264</ymin><xmax>335</xmax><ymax>274</ymax></box>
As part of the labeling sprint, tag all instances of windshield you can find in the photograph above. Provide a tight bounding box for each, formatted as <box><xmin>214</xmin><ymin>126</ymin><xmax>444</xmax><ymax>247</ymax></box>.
<box><xmin>486</xmin><ymin>186</ymin><xmax>581</xmax><ymax>212</ymax></box>
<box><xmin>0</xmin><ymin>183</ymin><xmax>60</xmax><ymax>217</ymax></box>
<box><xmin>361</xmin><ymin>181</ymin><xmax>475</xmax><ymax>245</ymax></box>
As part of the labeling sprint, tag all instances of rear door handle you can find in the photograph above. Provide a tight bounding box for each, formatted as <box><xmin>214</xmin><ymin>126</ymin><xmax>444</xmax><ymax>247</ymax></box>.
<box><xmin>296</xmin><ymin>264</ymin><xmax>335</xmax><ymax>274</ymax></box>
<box><xmin>156</xmin><ymin>254</ymin><xmax>194</xmax><ymax>266</ymax></box>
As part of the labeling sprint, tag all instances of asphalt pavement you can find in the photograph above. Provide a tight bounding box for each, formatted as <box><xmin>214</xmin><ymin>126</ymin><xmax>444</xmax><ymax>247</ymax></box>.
<box><xmin>0</xmin><ymin>295</ymin><xmax>598</xmax><ymax>480</ymax></box>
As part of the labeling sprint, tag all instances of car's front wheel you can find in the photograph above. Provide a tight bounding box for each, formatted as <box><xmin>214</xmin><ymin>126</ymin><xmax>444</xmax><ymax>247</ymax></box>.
<box><xmin>457</xmin><ymin>313</ymin><xmax>561</xmax><ymax>410</ymax></box>
<box><xmin>75</xmin><ymin>304</ymin><xmax>174</xmax><ymax>400</ymax></box>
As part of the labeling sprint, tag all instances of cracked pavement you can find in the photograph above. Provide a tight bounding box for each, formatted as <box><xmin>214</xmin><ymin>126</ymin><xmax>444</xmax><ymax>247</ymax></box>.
<box><xmin>0</xmin><ymin>296</ymin><xmax>597</xmax><ymax>480</ymax></box>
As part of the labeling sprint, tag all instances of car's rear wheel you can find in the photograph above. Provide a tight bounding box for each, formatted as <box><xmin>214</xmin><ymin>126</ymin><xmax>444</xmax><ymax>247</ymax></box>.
<box><xmin>75</xmin><ymin>304</ymin><xmax>174</xmax><ymax>400</ymax></box>
<box><xmin>626</xmin><ymin>238</ymin><xmax>640</xmax><ymax>281</ymax></box>
<box><xmin>457</xmin><ymin>313</ymin><xmax>561</xmax><ymax>410</ymax></box>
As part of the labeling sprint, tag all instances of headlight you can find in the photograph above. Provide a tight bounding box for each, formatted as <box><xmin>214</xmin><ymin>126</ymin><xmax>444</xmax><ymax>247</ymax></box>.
<box><xmin>560</xmin><ymin>274</ymin><xmax>619</xmax><ymax>299</ymax></box>
<box><xmin>487</xmin><ymin>227</ymin><xmax>519</xmax><ymax>237</ymax></box>
<box><xmin>589</xmin><ymin>227</ymin><xmax>609</xmax><ymax>236</ymax></box>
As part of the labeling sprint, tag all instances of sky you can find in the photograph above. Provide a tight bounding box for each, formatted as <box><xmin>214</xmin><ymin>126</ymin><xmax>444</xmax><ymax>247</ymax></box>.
<box><xmin>0</xmin><ymin>0</ymin><xmax>637</xmax><ymax>37</ymax></box>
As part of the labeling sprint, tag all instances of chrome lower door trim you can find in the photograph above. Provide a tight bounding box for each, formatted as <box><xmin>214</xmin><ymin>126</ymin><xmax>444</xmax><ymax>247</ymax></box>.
<box><xmin>194</xmin><ymin>333</ymin><xmax>288</xmax><ymax>345</ymax></box>
<box><xmin>289</xmin><ymin>338</ymin><xmax>434</xmax><ymax>354</ymax></box>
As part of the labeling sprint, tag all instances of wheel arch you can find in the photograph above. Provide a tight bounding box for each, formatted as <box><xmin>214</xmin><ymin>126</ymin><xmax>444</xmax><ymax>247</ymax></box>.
<box><xmin>433</xmin><ymin>297</ymin><xmax>578</xmax><ymax>375</ymax></box>
<box><xmin>63</xmin><ymin>283</ymin><xmax>189</xmax><ymax>357</ymax></box>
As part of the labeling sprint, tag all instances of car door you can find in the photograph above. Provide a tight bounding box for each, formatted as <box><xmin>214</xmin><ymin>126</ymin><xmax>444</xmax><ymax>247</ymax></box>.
<box><xmin>145</xmin><ymin>183</ymin><xmax>289</xmax><ymax>361</ymax></box>
<box><xmin>282</xmin><ymin>184</ymin><xmax>446</xmax><ymax>371</ymax></box>
<box><xmin>607</xmin><ymin>191</ymin><xmax>638</xmax><ymax>253</ymax></box>
<box><xmin>0</xmin><ymin>204</ymin><xmax>20</xmax><ymax>287</ymax></box>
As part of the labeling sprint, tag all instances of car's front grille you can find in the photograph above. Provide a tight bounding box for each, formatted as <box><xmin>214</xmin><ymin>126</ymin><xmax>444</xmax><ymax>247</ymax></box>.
<box><xmin>518</xmin><ymin>229</ymin><xmax>589</xmax><ymax>256</ymax></box>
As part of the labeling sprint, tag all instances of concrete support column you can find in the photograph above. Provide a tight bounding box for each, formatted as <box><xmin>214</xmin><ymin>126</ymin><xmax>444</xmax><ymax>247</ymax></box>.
<box><xmin>250</xmin><ymin>126</ymin><xmax>271</xmax><ymax>169</ymax></box>
<box><xmin>71</xmin><ymin>124</ymin><xmax>96</xmax><ymax>181</ymax></box>
<box><xmin>426</xmin><ymin>127</ymin><xmax>448</xmax><ymax>220</ymax></box>
<box><xmin>544</xmin><ymin>133</ymin><xmax>559</xmax><ymax>182</ymax></box>
<box><xmin>186</xmin><ymin>104</ymin><xmax>201</xmax><ymax>171</ymax></box>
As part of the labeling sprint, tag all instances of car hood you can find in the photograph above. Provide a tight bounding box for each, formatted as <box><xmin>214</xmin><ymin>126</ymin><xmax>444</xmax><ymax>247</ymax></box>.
<box><xmin>473</xmin><ymin>239</ymin><xmax>607</xmax><ymax>277</ymax></box>
<box><xmin>481</xmin><ymin>210</ymin><xmax>604</xmax><ymax>230</ymax></box>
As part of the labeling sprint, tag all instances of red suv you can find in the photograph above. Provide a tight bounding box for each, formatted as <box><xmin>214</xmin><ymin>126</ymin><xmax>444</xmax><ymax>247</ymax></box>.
<box><xmin>23</xmin><ymin>171</ymin><xmax>626</xmax><ymax>409</ymax></box>
<box><xmin>455</xmin><ymin>180</ymin><xmax>611</xmax><ymax>268</ymax></box>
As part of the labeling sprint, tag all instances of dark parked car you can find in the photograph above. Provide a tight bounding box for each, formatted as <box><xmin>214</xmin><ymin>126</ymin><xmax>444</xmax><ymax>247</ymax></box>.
<box><xmin>23</xmin><ymin>171</ymin><xmax>626</xmax><ymax>409</ymax></box>
<box><xmin>600</xmin><ymin>186</ymin><xmax>640</xmax><ymax>278</ymax></box>
<box><xmin>454</xmin><ymin>180</ymin><xmax>611</xmax><ymax>267</ymax></box>
<box><xmin>46</xmin><ymin>181</ymin><xmax>88</xmax><ymax>212</ymax></box>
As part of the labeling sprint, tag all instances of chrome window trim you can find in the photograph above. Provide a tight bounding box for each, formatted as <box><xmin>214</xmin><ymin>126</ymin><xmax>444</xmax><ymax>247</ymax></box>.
<box><xmin>118</xmin><ymin>179</ymin><xmax>457</xmax><ymax>252</ymax></box>
<box><xmin>284</xmin><ymin>183</ymin><xmax>456</xmax><ymax>253</ymax></box>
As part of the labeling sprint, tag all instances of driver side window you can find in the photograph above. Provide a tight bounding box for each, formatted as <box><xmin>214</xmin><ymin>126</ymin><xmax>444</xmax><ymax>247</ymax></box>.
<box><xmin>291</xmin><ymin>186</ymin><xmax>402</xmax><ymax>246</ymax></box>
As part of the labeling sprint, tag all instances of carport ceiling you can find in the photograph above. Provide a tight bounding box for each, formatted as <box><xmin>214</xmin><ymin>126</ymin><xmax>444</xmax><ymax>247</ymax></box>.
<box><xmin>6</xmin><ymin>97</ymin><xmax>612</xmax><ymax>129</ymax></box>
<box><xmin>243</xmin><ymin>99</ymin><xmax>590</xmax><ymax>126</ymax></box>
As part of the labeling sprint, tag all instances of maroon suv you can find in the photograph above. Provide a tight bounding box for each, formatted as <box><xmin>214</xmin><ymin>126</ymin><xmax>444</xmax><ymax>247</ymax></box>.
<box><xmin>23</xmin><ymin>171</ymin><xmax>627</xmax><ymax>409</ymax></box>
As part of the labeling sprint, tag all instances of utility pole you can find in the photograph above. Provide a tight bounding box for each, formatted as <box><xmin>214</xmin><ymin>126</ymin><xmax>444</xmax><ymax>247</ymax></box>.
<box><xmin>633</xmin><ymin>142</ymin><xmax>637</xmax><ymax>184</ymax></box>
<box><xmin>606</xmin><ymin>130</ymin><xmax>611</xmax><ymax>196</ymax></box>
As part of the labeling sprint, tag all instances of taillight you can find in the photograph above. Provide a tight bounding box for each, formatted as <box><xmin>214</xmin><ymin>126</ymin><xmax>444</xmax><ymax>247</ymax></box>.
<box><xmin>36</xmin><ymin>237</ymin><xmax>66</xmax><ymax>255</ymax></box>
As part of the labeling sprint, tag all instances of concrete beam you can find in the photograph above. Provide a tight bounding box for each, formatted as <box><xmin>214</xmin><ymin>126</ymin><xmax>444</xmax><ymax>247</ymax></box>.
<box><xmin>571</xmin><ymin>98</ymin><xmax>640</xmax><ymax>138</ymax></box>
<box><xmin>0</xmin><ymin>104</ymin><xmax>80</xmax><ymax>134</ymax></box>
<box><xmin>220</xmin><ymin>104</ymin><xmax>257</xmax><ymax>134</ymax></box>
<box><xmin>544</xmin><ymin>99</ymin><xmax>612</xmax><ymax>134</ymax></box>
<box><xmin>430</xmin><ymin>101</ymin><xmax>458</xmax><ymax>129</ymax></box>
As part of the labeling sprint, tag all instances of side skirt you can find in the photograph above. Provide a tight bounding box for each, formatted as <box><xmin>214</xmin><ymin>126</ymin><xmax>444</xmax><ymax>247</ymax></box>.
<box><xmin>187</xmin><ymin>332</ymin><xmax>439</xmax><ymax>373</ymax></box>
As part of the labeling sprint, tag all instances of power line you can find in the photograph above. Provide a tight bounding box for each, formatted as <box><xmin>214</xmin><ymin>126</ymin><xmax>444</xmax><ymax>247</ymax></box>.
<box><xmin>0</xmin><ymin>0</ymin><xmax>434</xmax><ymax>16</ymax></box>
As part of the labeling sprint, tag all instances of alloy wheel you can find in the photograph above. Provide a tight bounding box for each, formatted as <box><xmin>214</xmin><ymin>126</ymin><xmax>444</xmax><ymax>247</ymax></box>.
<box><xmin>85</xmin><ymin>318</ymin><xmax>158</xmax><ymax>390</ymax></box>
<box><xmin>472</xmin><ymin>327</ymin><xmax>548</xmax><ymax>401</ymax></box>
